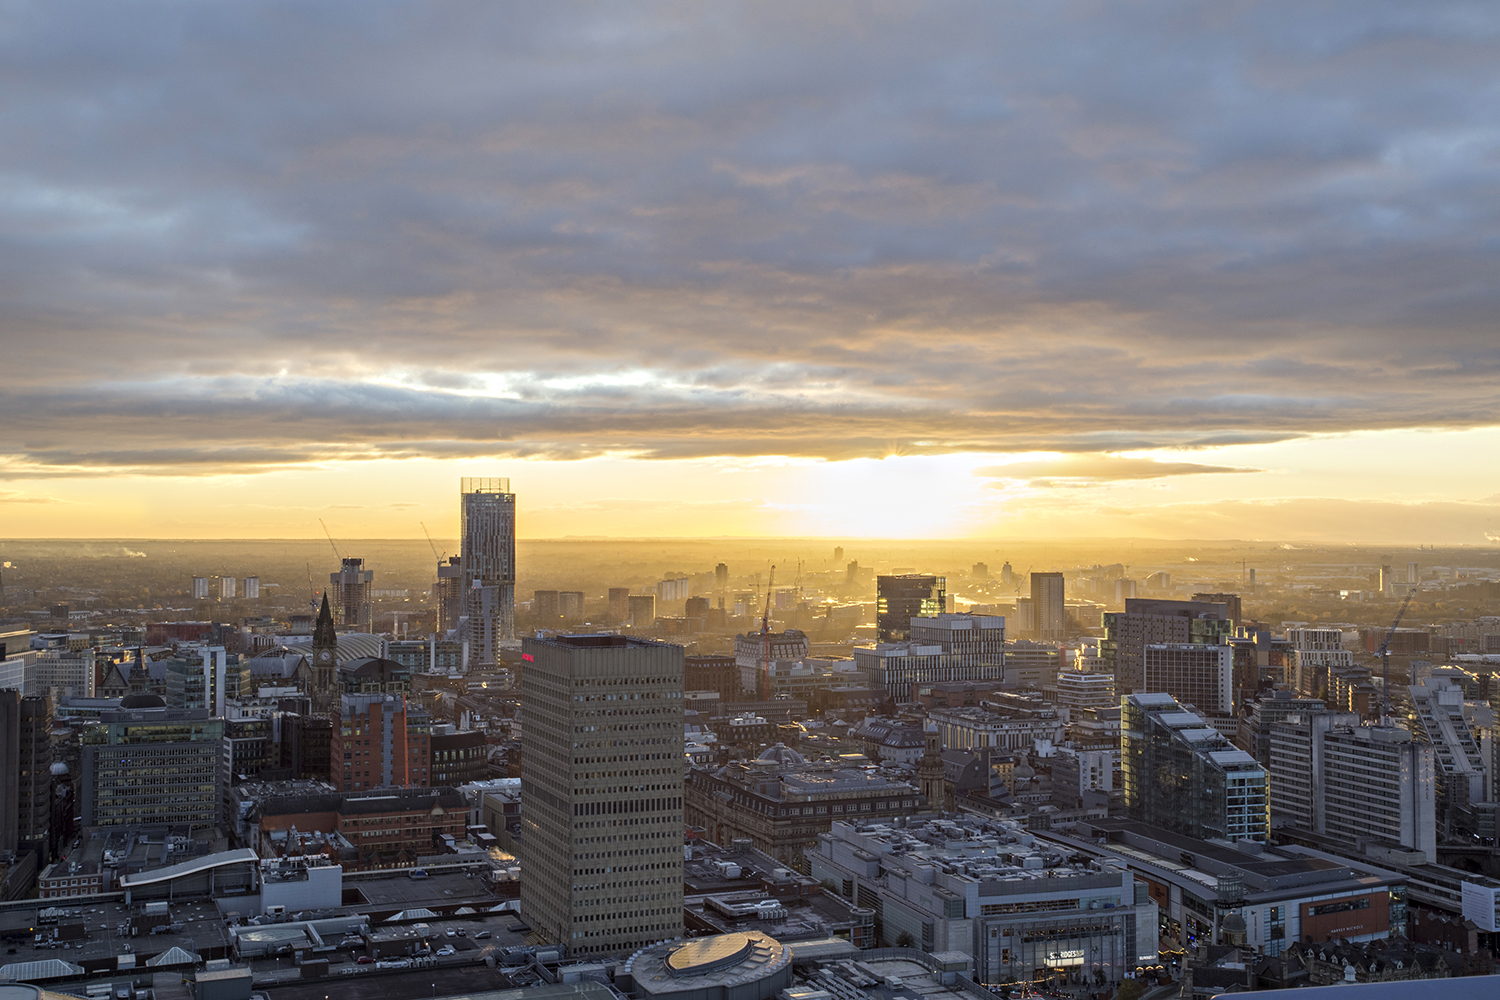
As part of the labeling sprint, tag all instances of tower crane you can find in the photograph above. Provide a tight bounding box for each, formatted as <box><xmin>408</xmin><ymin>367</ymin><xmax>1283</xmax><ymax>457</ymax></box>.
<box><xmin>1375</xmin><ymin>590</ymin><xmax>1415</xmax><ymax>721</ymax></box>
<box><xmin>761</xmin><ymin>565</ymin><xmax>775</xmax><ymax>697</ymax></box>
<box><xmin>319</xmin><ymin>519</ymin><xmax>344</xmax><ymax>561</ymax></box>
<box><xmin>420</xmin><ymin>521</ymin><xmax>446</xmax><ymax>561</ymax></box>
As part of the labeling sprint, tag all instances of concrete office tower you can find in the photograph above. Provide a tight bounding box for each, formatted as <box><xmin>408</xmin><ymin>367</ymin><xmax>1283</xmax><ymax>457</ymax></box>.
<box><xmin>1101</xmin><ymin>598</ymin><xmax>1233</xmax><ymax>696</ymax></box>
<box><xmin>80</xmin><ymin>697</ymin><xmax>225</xmax><ymax>830</ymax></box>
<box><xmin>627</xmin><ymin>594</ymin><xmax>656</xmax><ymax>626</ymax></box>
<box><xmin>333</xmin><ymin>692</ymin><xmax>431</xmax><ymax>792</ymax></box>
<box><xmin>1030</xmin><ymin>572</ymin><xmax>1065</xmax><ymax>641</ymax></box>
<box><xmin>715</xmin><ymin>562</ymin><xmax>729</xmax><ymax>589</ymax></box>
<box><xmin>435</xmin><ymin>555</ymin><xmax>463</xmax><ymax>634</ymax></box>
<box><xmin>331</xmin><ymin>556</ymin><xmax>374</xmax><ymax>632</ymax></box>
<box><xmin>1269</xmin><ymin>713</ymin><xmax>1436</xmax><ymax>862</ymax></box>
<box><xmin>192</xmin><ymin>576</ymin><xmax>210</xmax><ymax>600</ymax></box>
<box><xmin>242</xmin><ymin>576</ymin><xmax>260</xmax><ymax>600</ymax></box>
<box><xmin>876</xmin><ymin>574</ymin><xmax>946</xmax><ymax>642</ymax></box>
<box><xmin>1122</xmin><ymin>692</ymin><xmax>1269</xmax><ymax>842</ymax></box>
<box><xmin>220</xmin><ymin>575</ymin><xmax>236</xmax><ymax>600</ymax></box>
<box><xmin>519</xmin><ymin>635</ymin><xmax>685</xmax><ymax>957</ymax></box>
<box><xmin>460</xmin><ymin>477</ymin><xmax>517</xmax><ymax>667</ymax></box>
<box><xmin>607</xmin><ymin>588</ymin><xmax>630</xmax><ymax>622</ymax></box>
<box><xmin>1145</xmin><ymin>642</ymin><xmax>1236</xmax><ymax>717</ymax></box>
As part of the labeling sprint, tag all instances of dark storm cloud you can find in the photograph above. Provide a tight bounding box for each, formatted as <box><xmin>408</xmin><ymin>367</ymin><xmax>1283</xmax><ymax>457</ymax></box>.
<box><xmin>3</xmin><ymin>1</ymin><xmax>1499</xmax><ymax>473</ymax></box>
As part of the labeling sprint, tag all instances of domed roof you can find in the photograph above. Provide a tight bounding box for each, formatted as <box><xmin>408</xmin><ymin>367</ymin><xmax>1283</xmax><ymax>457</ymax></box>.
<box><xmin>120</xmin><ymin>693</ymin><xmax>166</xmax><ymax>709</ymax></box>
<box><xmin>1220</xmin><ymin>913</ymin><xmax>1247</xmax><ymax>933</ymax></box>
<box><xmin>49</xmin><ymin>761</ymin><xmax>70</xmax><ymax>776</ymax></box>
<box><xmin>757</xmin><ymin>743</ymin><xmax>805</xmax><ymax>766</ymax></box>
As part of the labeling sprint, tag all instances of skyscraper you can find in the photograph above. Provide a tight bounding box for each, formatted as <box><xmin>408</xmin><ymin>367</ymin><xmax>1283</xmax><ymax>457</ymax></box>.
<box><xmin>876</xmin><ymin>573</ymin><xmax>946</xmax><ymax>642</ymax></box>
<box><xmin>331</xmin><ymin>557</ymin><xmax>374</xmax><ymax>631</ymax></box>
<box><xmin>460</xmin><ymin>477</ymin><xmax>516</xmax><ymax>668</ymax></box>
<box><xmin>1101</xmin><ymin>597</ymin><xmax>1233</xmax><ymax>695</ymax></box>
<box><xmin>1030</xmin><ymin>572</ymin><xmax>1066</xmax><ymax>642</ymax></box>
<box><xmin>519</xmin><ymin>634</ymin><xmax>685</xmax><ymax>957</ymax></box>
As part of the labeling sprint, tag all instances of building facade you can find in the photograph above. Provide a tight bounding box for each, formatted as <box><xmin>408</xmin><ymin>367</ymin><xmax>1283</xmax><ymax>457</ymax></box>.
<box><xmin>1144</xmin><ymin>642</ymin><xmax>1235</xmax><ymax>717</ymax></box>
<box><xmin>80</xmin><ymin>700</ymin><xmax>225</xmax><ymax>830</ymax></box>
<box><xmin>1122</xmin><ymin>693</ymin><xmax>1268</xmax><ymax>842</ymax></box>
<box><xmin>1101</xmin><ymin>598</ymin><xmax>1233</xmax><ymax>696</ymax></box>
<box><xmin>330</xmin><ymin>557</ymin><xmax>374</xmax><ymax>632</ymax></box>
<box><xmin>332</xmin><ymin>692</ymin><xmax>431</xmax><ymax>791</ymax></box>
<box><xmin>1268</xmin><ymin>713</ymin><xmax>1437</xmax><ymax>861</ymax></box>
<box><xmin>519</xmin><ymin>634</ymin><xmax>685</xmax><ymax>957</ymax></box>
<box><xmin>876</xmin><ymin>574</ymin><xmax>946</xmax><ymax>642</ymax></box>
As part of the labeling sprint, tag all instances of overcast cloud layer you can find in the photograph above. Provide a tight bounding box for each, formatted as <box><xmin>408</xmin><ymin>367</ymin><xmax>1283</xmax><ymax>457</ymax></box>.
<box><xmin>3</xmin><ymin>1</ymin><xmax>1500</xmax><ymax>476</ymax></box>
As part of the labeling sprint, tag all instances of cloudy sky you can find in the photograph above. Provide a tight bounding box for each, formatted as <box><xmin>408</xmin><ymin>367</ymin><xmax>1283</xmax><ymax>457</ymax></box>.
<box><xmin>3</xmin><ymin>1</ymin><xmax>1499</xmax><ymax>540</ymax></box>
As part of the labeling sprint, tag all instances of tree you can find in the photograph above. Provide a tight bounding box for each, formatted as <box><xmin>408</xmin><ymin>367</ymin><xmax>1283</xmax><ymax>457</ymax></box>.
<box><xmin>1116</xmin><ymin>979</ymin><xmax>1146</xmax><ymax>1000</ymax></box>
<box><xmin>895</xmin><ymin>931</ymin><xmax>916</xmax><ymax>949</ymax></box>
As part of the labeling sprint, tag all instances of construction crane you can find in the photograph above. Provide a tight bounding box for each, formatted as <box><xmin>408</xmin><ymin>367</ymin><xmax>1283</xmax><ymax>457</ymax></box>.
<box><xmin>420</xmin><ymin>521</ymin><xmax>445</xmax><ymax>562</ymax></box>
<box><xmin>760</xmin><ymin>565</ymin><xmax>776</xmax><ymax>697</ymax></box>
<box><xmin>319</xmin><ymin>519</ymin><xmax>344</xmax><ymax>561</ymax></box>
<box><xmin>1375</xmin><ymin>589</ymin><xmax>1416</xmax><ymax>721</ymax></box>
<box><xmin>305</xmin><ymin>562</ymin><xmax>317</xmax><ymax>610</ymax></box>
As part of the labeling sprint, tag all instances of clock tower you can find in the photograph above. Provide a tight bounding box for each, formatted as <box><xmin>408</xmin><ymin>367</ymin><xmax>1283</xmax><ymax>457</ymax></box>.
<box><xmin>312</xmin><ymin>591</ymin><xmax>339</xmax><ymax>713</ymax></box>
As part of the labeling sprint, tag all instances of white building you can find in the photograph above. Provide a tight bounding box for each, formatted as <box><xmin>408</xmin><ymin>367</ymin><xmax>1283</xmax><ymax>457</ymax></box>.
<box><xmin>1269</xmin><ymin>713</ymin><xmax>1437</xmax><ymax>862</ymax></box>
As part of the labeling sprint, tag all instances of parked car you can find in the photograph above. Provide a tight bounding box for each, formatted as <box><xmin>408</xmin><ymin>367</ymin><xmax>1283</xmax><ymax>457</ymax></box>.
<box><xmin>473</xmin><ymin>931</ymin><xmax>491</xmax><ymax>940</ymax></box>
<box><xmin>356</xmin><ymin>956</ymin><xmax>374</xmax><ymax>964</ymax></box>
<box><xmin>436</xmin><ymin>945</ymin><xmax>456</xmax><ymax>957</ymax></box>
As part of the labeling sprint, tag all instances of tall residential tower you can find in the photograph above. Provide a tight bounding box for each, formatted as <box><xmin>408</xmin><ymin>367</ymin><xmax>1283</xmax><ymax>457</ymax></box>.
<box><xmin>460</xmin><ymin>477</ymin><xmax>516</xmax><ymax>667</ymax></box>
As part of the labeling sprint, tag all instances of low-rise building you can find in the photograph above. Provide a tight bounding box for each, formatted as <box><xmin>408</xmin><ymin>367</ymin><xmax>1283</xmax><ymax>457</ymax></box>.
<box><xmin>685</xmin><ymin>754</ymin><xmax>920</xmax><ymax>863</ymax></box>
<box><xmin>927</xmin><ymin>705</ymin><xmax>1065</xmax><ymax>752</ymax></box>
<box><xmin>809</xmin><ymin>817</ymin><xmax>1158</xmax><ymax>989</ymax></box>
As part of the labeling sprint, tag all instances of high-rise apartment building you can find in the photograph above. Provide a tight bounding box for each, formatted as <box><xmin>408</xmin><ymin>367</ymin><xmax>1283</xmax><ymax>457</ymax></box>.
<box><xmin>0</xmin><ymin>691</ymin><xmax>22</xmax><ymax>853</ymax></box>
<box><xmin>559</xmin><ymin>591</ymin><xmax>585</xmax><ymax>620</ymax></box>
<box><xmin>534</xmin><ymin>590</ymin><xmax>561</xmax><ymax>619</ymax></box>
<box><xmin>627</xmin><ymin>594</ymin><xmax>656</xmax><ymax>626</ymax></box>
<box><xmin>1030</xmin><ymin>572</ymin><xmax>1066</xmax><ymax>641</ymax></box>
<box><xmin>242</xmin><ymin>576</ymin><xmax>260</xmax><ymax>600</ymax></box>
<box><xmin>460</xmin><ymin>477</ymin><xmax>516</xmax><ymax>667</ymax></box>
<box><xmin>1122</xmin><ymin>692</ymin><xmax>1268</xmax><ymax>842</ymax></box>
<box><xmin>333</xmin><ymin>692</ymin><xmax>432</xmax><ymax>791</ymax></box>
<box><xmin>192</xmin><ymin>576</ymin><xmax>210</xmax><ymax>600</ymax></box>
<box><xmin>1144</xmin><ymin>642</ymin><xmax>1235</xmax><ymax>717</ymax></box>
<box><xmin>220</xmin><ymin>575</ymin><xmax>236</xmax><ymax>600</ymax></box>
<box><xmin>607</xmin><ymin>588</ymin><xmax>630</xmax><ymax>622</ymax></box>
<box><xmin>1101</xmin><ymin>598</ymin><xmax>1233</xmax><ymax>695</ymax></box>
<box><xmin>1268</xmin><ymin>712</ymin><xmax>1436</xmax><ymax>862</ymax></box>
<box><xmin>80</xmin><ymin>697</ymin><xmax>225</xmax><ymax>830</ymax></box>
<box><xmin>435</xmin><ymin>555</ymin><xmax>463</xmax><ymax>635</ymax></box>
<box><xmin>519</xmin><ymin>634</ymin><xmax>685</xmax><ymax>957</ymax></box>
<box><xmin>331</xmin><ymin>557</ymin><xmax>374</xmax><ymax>632</ymax></box>
<box><xmin>876</xmin><ymin>574</ymin><xmax>946</xmax><ymax>642</ymax></box>
<box><xmin>16</xmin><ymin>694</ymin><xmax>54</xmax><ymax>860</ymax></box>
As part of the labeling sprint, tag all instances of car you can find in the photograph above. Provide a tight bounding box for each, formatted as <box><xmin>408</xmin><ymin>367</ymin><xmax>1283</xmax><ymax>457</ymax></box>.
<box><xmin>455</xmin><ymin>929</ymin><xmax>466</xmax><ymax>937</ymax></box>
<box><xmin>356</xmin><ymin>956</ymin><xmax>374</xmax><ymax>964</ymax></box>
<box><xmin>408</xmin><ymin>869</ymin><xmax>430</xmax><ymax>879</ymax></box>
<box><xmin>445</xmin><ymin>929</ymin><xmax>457</xmax><ymax>938</ymax></box>
<box><xmin>436</xmin><ymin>945</ymin><xmax>456</xmax><ymax>957</ymax></box>
<box><xmin>473</xmin><ymin>931</ymin><xmax>491</xmax><ymax>940</ymax></box>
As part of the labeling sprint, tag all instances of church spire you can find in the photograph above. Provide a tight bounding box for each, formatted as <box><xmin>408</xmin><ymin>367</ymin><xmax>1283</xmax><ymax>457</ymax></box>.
<box><xmin>312</xmin><ymin>591</ymin><xmax>339</xmax><ymax>713</ymax></box>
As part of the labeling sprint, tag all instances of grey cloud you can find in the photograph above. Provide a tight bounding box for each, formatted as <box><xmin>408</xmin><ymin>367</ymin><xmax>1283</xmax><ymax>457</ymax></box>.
<box><xmin>3</xmin><ymin>2</ymin><xmax>1500</xmax><ymax>471</ymax></box>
